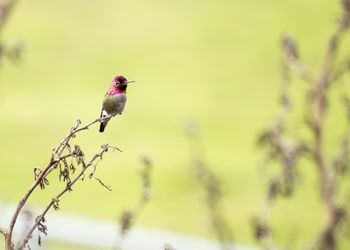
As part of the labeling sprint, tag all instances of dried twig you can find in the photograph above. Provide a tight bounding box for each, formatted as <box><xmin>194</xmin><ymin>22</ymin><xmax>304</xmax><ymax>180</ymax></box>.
<box><xmin>95</xmin><ymin>177</ymin><xmax>112</xmax><ymax>191</ymax></box>
<box><xmin>18</xmin><ymin>144</ymin><xmax>113</xmax><ymax>249</ymax></box>
<box><xmin>3</xmin><ymin>115</ymin><xmax>115</xmax><ymax>250</ymax></box>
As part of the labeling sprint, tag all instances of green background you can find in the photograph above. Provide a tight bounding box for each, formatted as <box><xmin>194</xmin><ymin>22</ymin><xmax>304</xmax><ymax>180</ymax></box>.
<box><xmin>1</xmin><ymin>0</ymin><xmax>350</xmax><ymax>249</ymax></box>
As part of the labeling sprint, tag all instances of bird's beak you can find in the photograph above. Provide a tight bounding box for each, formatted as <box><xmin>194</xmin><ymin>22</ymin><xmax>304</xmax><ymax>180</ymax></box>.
<box><xmin>126</xmin><ymin>80</ymin><xmax>135</xmax><ymax>84</ymax></box>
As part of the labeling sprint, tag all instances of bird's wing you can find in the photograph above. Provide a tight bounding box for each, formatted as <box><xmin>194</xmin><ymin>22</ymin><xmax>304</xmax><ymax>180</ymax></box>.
<box><xmin>100</xmin><ymin>93</ymin><xmax>107</xmax><ymax>118</ymax></box>
<box><xmin>116</xmin><ymin>94</ymin><xmax>127</xmax><ymax>114</ymax></box>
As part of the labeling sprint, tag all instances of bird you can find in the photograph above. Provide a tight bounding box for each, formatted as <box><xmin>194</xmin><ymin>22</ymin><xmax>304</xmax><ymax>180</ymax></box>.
<box><xmin>99</xmin><ymin>75</ymin><xmax>134</xmax><ymax>133</ymax></box>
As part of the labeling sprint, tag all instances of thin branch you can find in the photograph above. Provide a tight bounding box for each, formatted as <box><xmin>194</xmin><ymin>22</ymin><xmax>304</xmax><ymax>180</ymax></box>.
<box><xmin>6</xmin><ymin>159</ymin><xmax>56</xmax><ymax>248</ymax></box>
<box><xmin>108</xmin><ymin>145</ymin><xmax>123</xmax><ymax>152</ymax></box>
<box><xmin>46</xmin><ymin>115</ymin><xmax>112</xmax><ymax>178</ymax></box>
<box><xmin>95</xmin><ymin>177</ymin><xmax>112</xmax><ymax>191</ymax></box>
<box><xmin>6</xmin><ymin>115</ymin><xmax>112</xmax><ymax>249</ymax></box>
<box><xmin>0</xmin><ymin>0</ymin><xmax>19</xmax><ymax>34</ymax></box>
<box><xmin>57</xmin><ymin>152</ymin><xmax>75</xmax><ymax>161</ymax></box>
<box><xmin>53</xmin><ymin>115</ymin><xmax>112</xmax><ymax>160</ymax></box>
<box><xmin>18</xmin><ymin>144</ymin><xmax>113</xmax><ymax>249</ymax></box>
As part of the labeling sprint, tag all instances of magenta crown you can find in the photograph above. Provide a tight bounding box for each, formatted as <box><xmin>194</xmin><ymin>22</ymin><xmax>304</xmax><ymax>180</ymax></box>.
<box><xmin>113</xmin><ymin>75</ymin><xmax>128</xmax><ymax>84</ymax></box>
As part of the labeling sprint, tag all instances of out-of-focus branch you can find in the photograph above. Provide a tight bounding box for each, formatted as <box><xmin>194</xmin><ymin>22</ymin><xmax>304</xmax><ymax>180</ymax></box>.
<box><xmin>192</xmin><ymin>159</ymin><xmax>233</xmax><ymax>249</ymax></box>
<box><xmin>256</xmin><ymin>118</ymin><xmax>307</xmax><ymax>250</ymax></box>
<box><xmin>282</xmin><ymin>34</ymin><xmax>314</xmax><ymax>83</ymax></box>
<box><xmin>0</xmin><ymin>227</ymin><xmax>6</xmax><ymax>236</ymax></box>
<box><xmin>254</xmin><ymin>39</ymin><xmax>309</xmax><ymax>248</ymax></box>
<box><xmin>0</xmin><ymin>0</ymin><xmax>22</xmax><ymax>64</ymax></box>
<box><xmin>331</xmin><ymin>57</ymin><xmax>350</xmax><ymax>83</ymax></box>
<box><xmin>0</xmin><ymin>0</ymin><xmax>19</xmax><ymax>33</ymax></box>
<box><xmin>311</xmin><ymin>6</ymin><xmax>349</xmax><ymax>250</ymax></box>
<box><xmin>184</xmin><ymin>122</ymin><xmax>233</xmax><ymax>250</ymax></box>
<box><xmin>116</xmin><ymin>156</ymin><xmax>153</xmax><ymax>248</ymax></box>
<box><xmin>257</xmin><ymin>2</ymin><xmax>350</xmax><ymax>250</ymax></box>
<box><xmin>312</xmin><ymin>6</ymin><xmax>350</xmax><ymax>96</ymax></box>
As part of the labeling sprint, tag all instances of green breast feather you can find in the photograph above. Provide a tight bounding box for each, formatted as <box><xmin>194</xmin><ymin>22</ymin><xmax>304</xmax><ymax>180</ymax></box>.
<box><xmin>102</xmin><ymin>94</ymin><xmax>127</xmax><ymax>115</ymax></box>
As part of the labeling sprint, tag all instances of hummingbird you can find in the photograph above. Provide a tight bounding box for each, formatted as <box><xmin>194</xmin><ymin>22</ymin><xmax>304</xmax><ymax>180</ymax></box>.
<box><xmin>99</xmin><ymin>75</ymin><xmax>134</xmax><ymax>133</ymax></box>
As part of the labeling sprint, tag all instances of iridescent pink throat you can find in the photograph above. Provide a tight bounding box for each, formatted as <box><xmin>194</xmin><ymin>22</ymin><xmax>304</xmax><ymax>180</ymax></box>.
<box><xmin>108</xmin><ymin>85</ymin><xmax>126</xmax><ymax>95</ymax></box>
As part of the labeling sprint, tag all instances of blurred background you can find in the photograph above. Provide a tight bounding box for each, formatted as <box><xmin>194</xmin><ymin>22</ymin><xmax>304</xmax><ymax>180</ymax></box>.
<box><xmin>0</xmin><ymin>0</ymin><xmax>350</xmax><ymax>249</ymax></box>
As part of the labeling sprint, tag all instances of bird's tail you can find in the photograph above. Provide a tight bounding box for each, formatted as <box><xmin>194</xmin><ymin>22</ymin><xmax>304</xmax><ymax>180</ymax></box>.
<box><xmin>99</xmin><ymin>122</ymin><xmax>107</xmax><ymax>133</ymax></box>
<box><xmin>99</xmin><ymin>110</ymin><xmax>109</xmax><ymax>133</ymax></box>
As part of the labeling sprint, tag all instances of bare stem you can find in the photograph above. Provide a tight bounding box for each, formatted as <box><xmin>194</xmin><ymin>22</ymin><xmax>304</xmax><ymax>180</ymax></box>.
<box><xmin>5</xmin><ymin>115</ymin><xmax>111</xmax><ymax>250</ymax></box>
<box><xmin>5</xmin><ymin>160</ymin><xmax>56</xmax><ymax>250</ymax></box>
<box><xmin>52</xmin><ymin>116</ymin><xmax>111</xmax><ymax>160</ymax></box>
<box><xmin>18</xmin><ymin>145</ymin><xmax>111</xmax><ymax>249</ymax></box>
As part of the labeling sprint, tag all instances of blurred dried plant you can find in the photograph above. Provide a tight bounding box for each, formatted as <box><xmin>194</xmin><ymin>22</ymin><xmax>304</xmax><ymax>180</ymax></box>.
<box><xmin>184</xmin><ymin>121</ymin><xmax>233</xmax><ymax>250</ymax></box>
<box><xmin>116</xmin><ymin>156</ymin><xmax>153</xmax><ymax>249</ymax></box>
<box><xmin>0</xmin><ymin>115</ymin><xmax>121</xmax><ymax>250</ymax></box>
<box><xmin>0</xmin><ymin>0</ymin><xmax>23</xmax><ymax>65</ymax></box>
<box><xmin>254</xmin><ymin>1</ymin><xmax>350</xmax><ymax>250</ymax></box>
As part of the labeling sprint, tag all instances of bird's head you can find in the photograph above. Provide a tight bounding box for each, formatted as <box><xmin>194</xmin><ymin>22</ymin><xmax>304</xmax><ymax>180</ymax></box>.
<box><xmin>112</xmin><ymin>75</ymin><xmax>134</xmax><ymax>89</ymax></box>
